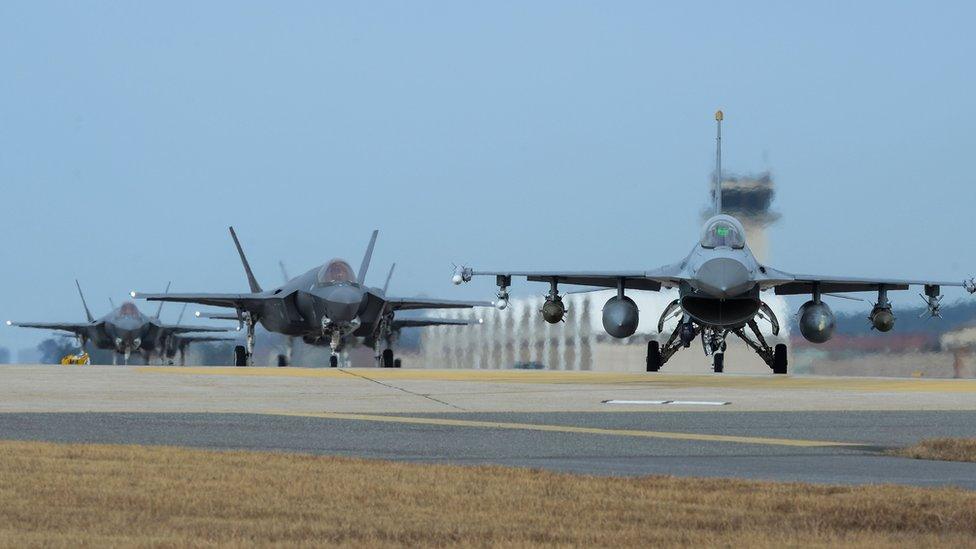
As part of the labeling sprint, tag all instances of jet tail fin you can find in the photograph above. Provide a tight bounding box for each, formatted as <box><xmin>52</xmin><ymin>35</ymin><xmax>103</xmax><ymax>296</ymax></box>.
<box><xmin>229</xmin><ymin>227</ymin><xmax>263</xmax><ymax>293</ymax></box>
<box><xmin>108</xmin><ymin>297</ymin><xmax>116</xmax><ymax>310</ymax></box>
<box><xmin>278</xmin><ymin>260</ymin><xmax>290</xmax><ymax>283</ymax></box>
<box><xmin>75</xmin><ymin>279</ymin><xmax>94</xmax><ymax>323</ymax></box>
<box><xmin>383</xmin><ymin>263</ymin><xmax>396</xmax><ymax>293</ymax></box>
<box><xmin>154</xmin><ymin>281</ymin><xmax>171</xmax><ymax>319</ymax></box>
<box><xmin>357</xmin><ymin>229</ymin><xmax>379</xmax><ymax>285</ymax></box>
<box><xmin>176</xmin><ymin>303</ymin><xmax>188</xmax><ymax>325</ymax></box>
<box><xmin>714</xmin><ymin>109</ymin><xmax>723</xmax><ymax>216</ymax></box>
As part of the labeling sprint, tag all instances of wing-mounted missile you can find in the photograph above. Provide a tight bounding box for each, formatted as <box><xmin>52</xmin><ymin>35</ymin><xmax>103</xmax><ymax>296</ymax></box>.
<box><xmin>919</xmin><ymin>284</ymin><xmax>944</xmax><ymax>318</ymax></box>
<box><xmin>965</xmin><ymin>278</ymin><xmax>976</xmax><ymax>294</ymax></box>
<box><xmin>541</xmin><ymin>279</ymin><xmax>566</xmax><ymax>324</ymax></box>
<box><xmin>452</xmin><ymin>265</ymin><xmax>474</xmax><ymax>285</ymax></box>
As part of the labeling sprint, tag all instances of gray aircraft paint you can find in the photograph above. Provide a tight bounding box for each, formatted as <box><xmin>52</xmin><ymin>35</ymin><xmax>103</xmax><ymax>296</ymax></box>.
<box><xmin>7</xmin><ymin>280</ymin><xmax>232</xmax><ymax>364</ymax></box>
<box><xmin>134</xmin><ymin>228</ymin><xmax>491</xmax><ymax>366</ymax></box>
<box><xmin>452</xmin><ymin>112</ymin><xmax>976</xmax><ymax>372</ymax></box>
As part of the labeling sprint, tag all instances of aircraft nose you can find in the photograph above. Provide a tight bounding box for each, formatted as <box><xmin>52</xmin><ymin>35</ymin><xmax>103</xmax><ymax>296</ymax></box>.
<box><xmin>695</xmin><ymin>258</ymin><xmax>752</xmax><ymax>299</ymax></box>
<box><xmin>324</xmin><ymin>286</ymin><xmax>364</xmax><ymax>322</ymax></box>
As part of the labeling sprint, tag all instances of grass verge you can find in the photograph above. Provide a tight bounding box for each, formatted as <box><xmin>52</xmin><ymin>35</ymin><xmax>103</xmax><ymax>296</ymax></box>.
<box><xmin>0</xmin><ymin>440</ymin><xmax>974</xmax><ymax>547</ymax></box>
<box><xmin>892</xmin><ymin>438</ymin><xmax>976</xmax><ymax>463</ymax></box>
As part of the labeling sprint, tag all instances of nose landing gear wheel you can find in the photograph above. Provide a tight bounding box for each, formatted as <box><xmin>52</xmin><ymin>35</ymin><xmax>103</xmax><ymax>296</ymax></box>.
<box><xmin>393</xmin><ymin>358</ymin><xmax>402</xmax><ymax>368</ymax></box>
<box><xmin>381</xmin><ymin>349</ymin><xmax>394</xmax><ymax>368</ymax></box>
<box><xmin>234</xmin><ymin>346</ymin><xmax>248</xmax><ymax>367</ymax></box>
<box><xmin>330</xmin><ymin>355</ymin><xmax>339</xmax><ymax>368</ymax></box>
<box><xmin>772</xmin><ymin>344</ymin><xmax>788</xmax><ymax>374</ymax></box>
<box><xmin>646</xmin><ymin>341</ymin><xmax>661</xmax><ymax>372</ymax></box>
<box><xmin>277</xmin><ymin>354</ymin><xmax>288</xmax><ymax>367</ymax></box>
<box><xmin>712</xmin><ymin>352</ymin><xmax>724</xmax><ymax>373</ymax></box>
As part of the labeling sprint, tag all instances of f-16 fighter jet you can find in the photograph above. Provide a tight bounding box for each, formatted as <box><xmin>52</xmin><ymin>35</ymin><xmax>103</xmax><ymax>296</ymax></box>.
<box><xmin>452</xmin><ymin>111</ymin><xmax>976</xmax><ymax>374</ymax></box>
<box><xmin>134</xmin><ymin>228</ymin><xmax>490</xmax><ymax>367</ymax></box>
<box><xmin>7</xmin><ymin>281</ymin><xmax>232</xmax><ymax>364</ymax></box>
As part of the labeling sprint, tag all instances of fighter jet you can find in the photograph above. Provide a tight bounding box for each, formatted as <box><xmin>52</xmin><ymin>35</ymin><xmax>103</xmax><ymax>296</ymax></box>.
<box><xmin>452</xmin><ymin>111</ymin><xmax>976</xmax><ymax>374</ymax></box>
<box><xmin>134</xmin><ymin>228</ymin><xmax>490</xmax><ymax>367</ymax></box>
<box><xmin>7</xmin><ymin>280</ymin><xmax>233</xmax><ymax>364</ymax></box>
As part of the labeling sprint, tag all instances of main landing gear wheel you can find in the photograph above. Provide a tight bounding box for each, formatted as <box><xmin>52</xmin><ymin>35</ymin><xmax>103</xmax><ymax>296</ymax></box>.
<box><xmin>712</xmin><ymin>352</ymin><xmax>724</xmax><ymax>373</ymax></box>
<box><xmin>393</xmin><ymin>358</ymin><xmax>402</xmax><ymax>368</ymax></box>
<box><xmin>772</xmin><ymin>344</ymin><xmax>788</xmax><ymax>375</ymax></box>
<box><xmin>330</xmin><ymin>355</ymin><xmax>339</xmax><ymax>368</ymax></box>
<box><xmin>646</xmin><ymin>341</ymin><xmax>661</xmax><ymax>372</ymax></box>
<box><xmin>382</xmin><ymin>349</ymin><xmax>394</xmax><ymax>368</ymax></box>
<box><xmin>234</xmin><ymin>346</ymin><xmax>247</xmax><ymax>367</ymax></box>
<box><xmin>277</xmin><ymin>354</ymin><xmax>288</xmax><ymax>367</ymax></box>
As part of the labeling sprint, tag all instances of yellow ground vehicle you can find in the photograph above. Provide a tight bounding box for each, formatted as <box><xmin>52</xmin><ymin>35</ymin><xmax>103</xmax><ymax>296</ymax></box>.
<box><xmin>60</xmin><ymin>352</ymin><xmax>91</xmax><ymax>366</ymax></box>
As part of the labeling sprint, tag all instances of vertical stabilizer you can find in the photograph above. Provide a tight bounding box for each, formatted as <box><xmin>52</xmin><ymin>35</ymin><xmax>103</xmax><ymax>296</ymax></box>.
<box><xmin>75</xmin><ymin>279</ymin><xmax>94</xmax><ymax>322</ymax></box>
<box><xmin>714</xmin><ymin>110</ymin><xmax>724</xmax><ymax>216</ymax></box>
<box><xmin>383</xmin><ymin>263</ymin><xmax>396</xmax><ymax>293</ymax></box>
<box><xmin>176</xmin><ymin>303</ymin><xmax>187</xmax><ymax>325</ymax></box>
<box><xmin>154</xmin><ymin>281</ymin><xmax>171</xmax><ymax>319</ymax></box>
<box><xmin>357</xmin><ymin>230</ymin><xmax>379</xmax><ymax>285</ymax></box>
<box><xmin>278</xmin><ymin>260</ymin><xmax>290</xmax><ymax>283</ymax></box>
<box><xmin>229</xmin><ymin>227</ymin><xmax>263</xmax><ymax>293</ymax></box>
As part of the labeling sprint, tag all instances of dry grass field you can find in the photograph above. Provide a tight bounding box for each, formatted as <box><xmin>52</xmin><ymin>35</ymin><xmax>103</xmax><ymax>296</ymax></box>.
<box><xmin>893</xmin><ymin>438</ymin><xmax>976</xmax><ymax>463</ymax></box>
<box><xmin>0</xmin><ymin>441</ymin><xmax>975</xmax><ymax>547</ymax></box>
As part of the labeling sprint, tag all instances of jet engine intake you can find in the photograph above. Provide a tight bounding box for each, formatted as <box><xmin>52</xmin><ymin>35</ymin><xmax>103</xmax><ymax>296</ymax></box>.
<box><xmin>798</xmin><ymin>300</ymin><xmax>835</xmax><ymax>343</ymax></box>
<box><xmin>602</xmin><ymin>296</ymin><xmax>639</xmax><ymax>338</ymax></box>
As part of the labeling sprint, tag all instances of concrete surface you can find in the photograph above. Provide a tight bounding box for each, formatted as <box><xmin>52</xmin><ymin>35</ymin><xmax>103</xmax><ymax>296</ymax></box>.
<box><xmin>1</xmin><ymin>364</ymin><xmax>975</xmax><ymax>488</ymax></box>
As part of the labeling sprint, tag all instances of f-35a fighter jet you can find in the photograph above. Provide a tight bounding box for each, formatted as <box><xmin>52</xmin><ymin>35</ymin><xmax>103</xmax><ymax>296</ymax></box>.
<box><xmin>452</xmin><ymin>111</ymin><xmax>976</xmax><ymax>374</ymax></box>
<box><xmin>7</xmin><ymin>281</ymin><xmax>232</xmax><ymax>364</ymax></box>
<box><xmin>134</xmin><ymin>228</ymin><xmax>490</xmax><ymax>367</ymax></box>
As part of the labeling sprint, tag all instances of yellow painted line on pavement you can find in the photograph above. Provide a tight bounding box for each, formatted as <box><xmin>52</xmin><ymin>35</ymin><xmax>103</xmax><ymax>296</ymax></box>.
<box><xmin>137</xmin><ymin>367</ymin><xmax>976</xmax><ymax>393</ymax></box>
<box><xmin>264</xmin><ymin>411</ymin><xmax>863</xmax><ymax>448</ymax></box>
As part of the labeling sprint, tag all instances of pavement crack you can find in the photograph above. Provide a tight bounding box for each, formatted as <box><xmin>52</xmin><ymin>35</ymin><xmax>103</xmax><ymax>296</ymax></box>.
<box><xmin>338</xmin><ymin>370</ymin><xmax>466</xmax><ymax>411</ymax></box>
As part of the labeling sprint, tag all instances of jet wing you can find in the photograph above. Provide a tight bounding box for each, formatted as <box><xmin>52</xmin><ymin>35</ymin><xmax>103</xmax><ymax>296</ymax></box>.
<box><xmin>455</xmin><ymin>269</ymin><xmax>669</xmax><ymax>291</ymax></box>
<box><xmin>771</xmin><ymin>273</ymin><xmax>974</xmax><ymax>295</ymax></box>
<box><xmin>133</xmin><ymin>292</ymin><xmax>270</xmax><ymax>309</ymax></box>
<box><xmin>159</xmin><ymin>324</ymin><xmax>237</xmax><ymax>334</ymax></box>
<box><xmin>386</xmin><ymin>298</ymin><xmax>493</xmax><ymax>311</ymax></box>
<box><xmin>392</xmin><ymin>317</ymin><xmax>480</xmax><ymax>329</ymax></box>
<box><xmin>5</xmin><ymin>321</ymin><xmax>95</xmax><ymax>335</ymax></box>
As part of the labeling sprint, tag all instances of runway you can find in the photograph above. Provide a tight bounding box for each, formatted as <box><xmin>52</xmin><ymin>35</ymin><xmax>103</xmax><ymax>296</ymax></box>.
<box><xmin>1</xmin><ymin>364</ymin><xmax>975</xmax><ymax>488</ymax></box>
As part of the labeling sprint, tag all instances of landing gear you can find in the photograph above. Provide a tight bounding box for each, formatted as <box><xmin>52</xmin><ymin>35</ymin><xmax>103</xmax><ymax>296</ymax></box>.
<box><xmin>393</xmin><ymin>358</ymin><xmax>402</xmax><ymax>368</ymax></box>
<box><xmin>382</xmin><ymin>348</ymin><xmax>394</xmax><ymax>368</ymax></box>
<box><xmin>240</xmin><ymin>311</ymin><xmax>256</xmax><ymax>366</ymax></box>
<box><xmin>234</xmin><ymin>345</ymin><xmax>247</xmax><ymax>367</ymax></box>
<box><xmin>712</xmin><ymin>352</ymin><xmax>724</xmax><ymax>373</ymax></box>
<box><xmin>772</xmin><ymin>343</ymin><xmax>788</xmax><ymax>375</ymax></box>
<box><xmin>330</xmin><ymin>354</ymin><xmax>339</xmax><ymax>368</ymax></box>
<box><xmin>646</xmin><ymin>341</ymin><xmax>661</xmax><ymax>372</ymax></box>
<box><xmin>277</xmin><ymin>354</ymin><xmax>288</xmax><ymax>367</ymax></box>
<box><xmin>732</xmin><ymin>320</ymin><xmax>787</xmax><ymax>374</ymax></box>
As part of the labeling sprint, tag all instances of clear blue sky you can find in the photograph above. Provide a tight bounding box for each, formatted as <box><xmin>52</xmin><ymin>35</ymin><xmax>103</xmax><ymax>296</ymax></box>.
<box><xmin>1</xmin><ymin>2</ymin><xmax>974</xmax><ymax>353</ymax></box>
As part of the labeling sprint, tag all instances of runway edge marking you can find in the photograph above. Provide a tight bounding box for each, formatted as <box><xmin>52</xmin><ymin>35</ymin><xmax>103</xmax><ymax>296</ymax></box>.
<box><xmin>264</xmin><ymin>411</ymin><xmax>865</xmax><ymax>448</ymax></box>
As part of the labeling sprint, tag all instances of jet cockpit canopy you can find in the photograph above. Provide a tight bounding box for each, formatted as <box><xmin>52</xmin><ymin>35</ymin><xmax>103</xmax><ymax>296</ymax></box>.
<box><xmin>700</xmin><ymin>215</ymin><xmax>746</xmax><ymax>249</ymax></box>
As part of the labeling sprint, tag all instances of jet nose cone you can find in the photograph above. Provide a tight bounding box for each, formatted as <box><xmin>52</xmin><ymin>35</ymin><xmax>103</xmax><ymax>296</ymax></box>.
<box><xmin>695</xmin><ymin>258</ymin><xmax>753</xmax><ymax>299</ymax></box>
<box><xmin>323</xmin><ymin>285</ymin><xmax>364</xmax><ymax>322</ymax></box>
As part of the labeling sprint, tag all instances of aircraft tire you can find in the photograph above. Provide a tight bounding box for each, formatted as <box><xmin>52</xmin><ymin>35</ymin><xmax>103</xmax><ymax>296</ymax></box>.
<box><xmin>330</xmin><ymin>355</ymin><xmax>339</xmax><ymax>368</ymax></box>
<box><xmin>382</xmin><ymin>349</ymin><xmax>394</xmax><ymax>368</ymax></box>
<box><xmin>713</xmin><ymin>353</ymin><xmax>724</xmax><ymax>373</ymax></box>
<box><xmin>393</xmin><ymin>358</ymin><xmax>402</xmax><ymax>368</ymax></box>
<box><xmin>277</xmin><ymin>354</ymin><xmax>288</xmax><ymax>367</ymax></box>
<box><xmin>234</xmin><ymin>346</ymin><xmax>247</xmax><ymax>367</ymax></box>
<box><xmin>772</xmin><ymin>344</ymin><xmax>788</xmax><ymax>374</ymax></box>
<box><xmin>646</xmin><ymin>341</ymin><xmax>661</xmax><ymax>372</ymax></box>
